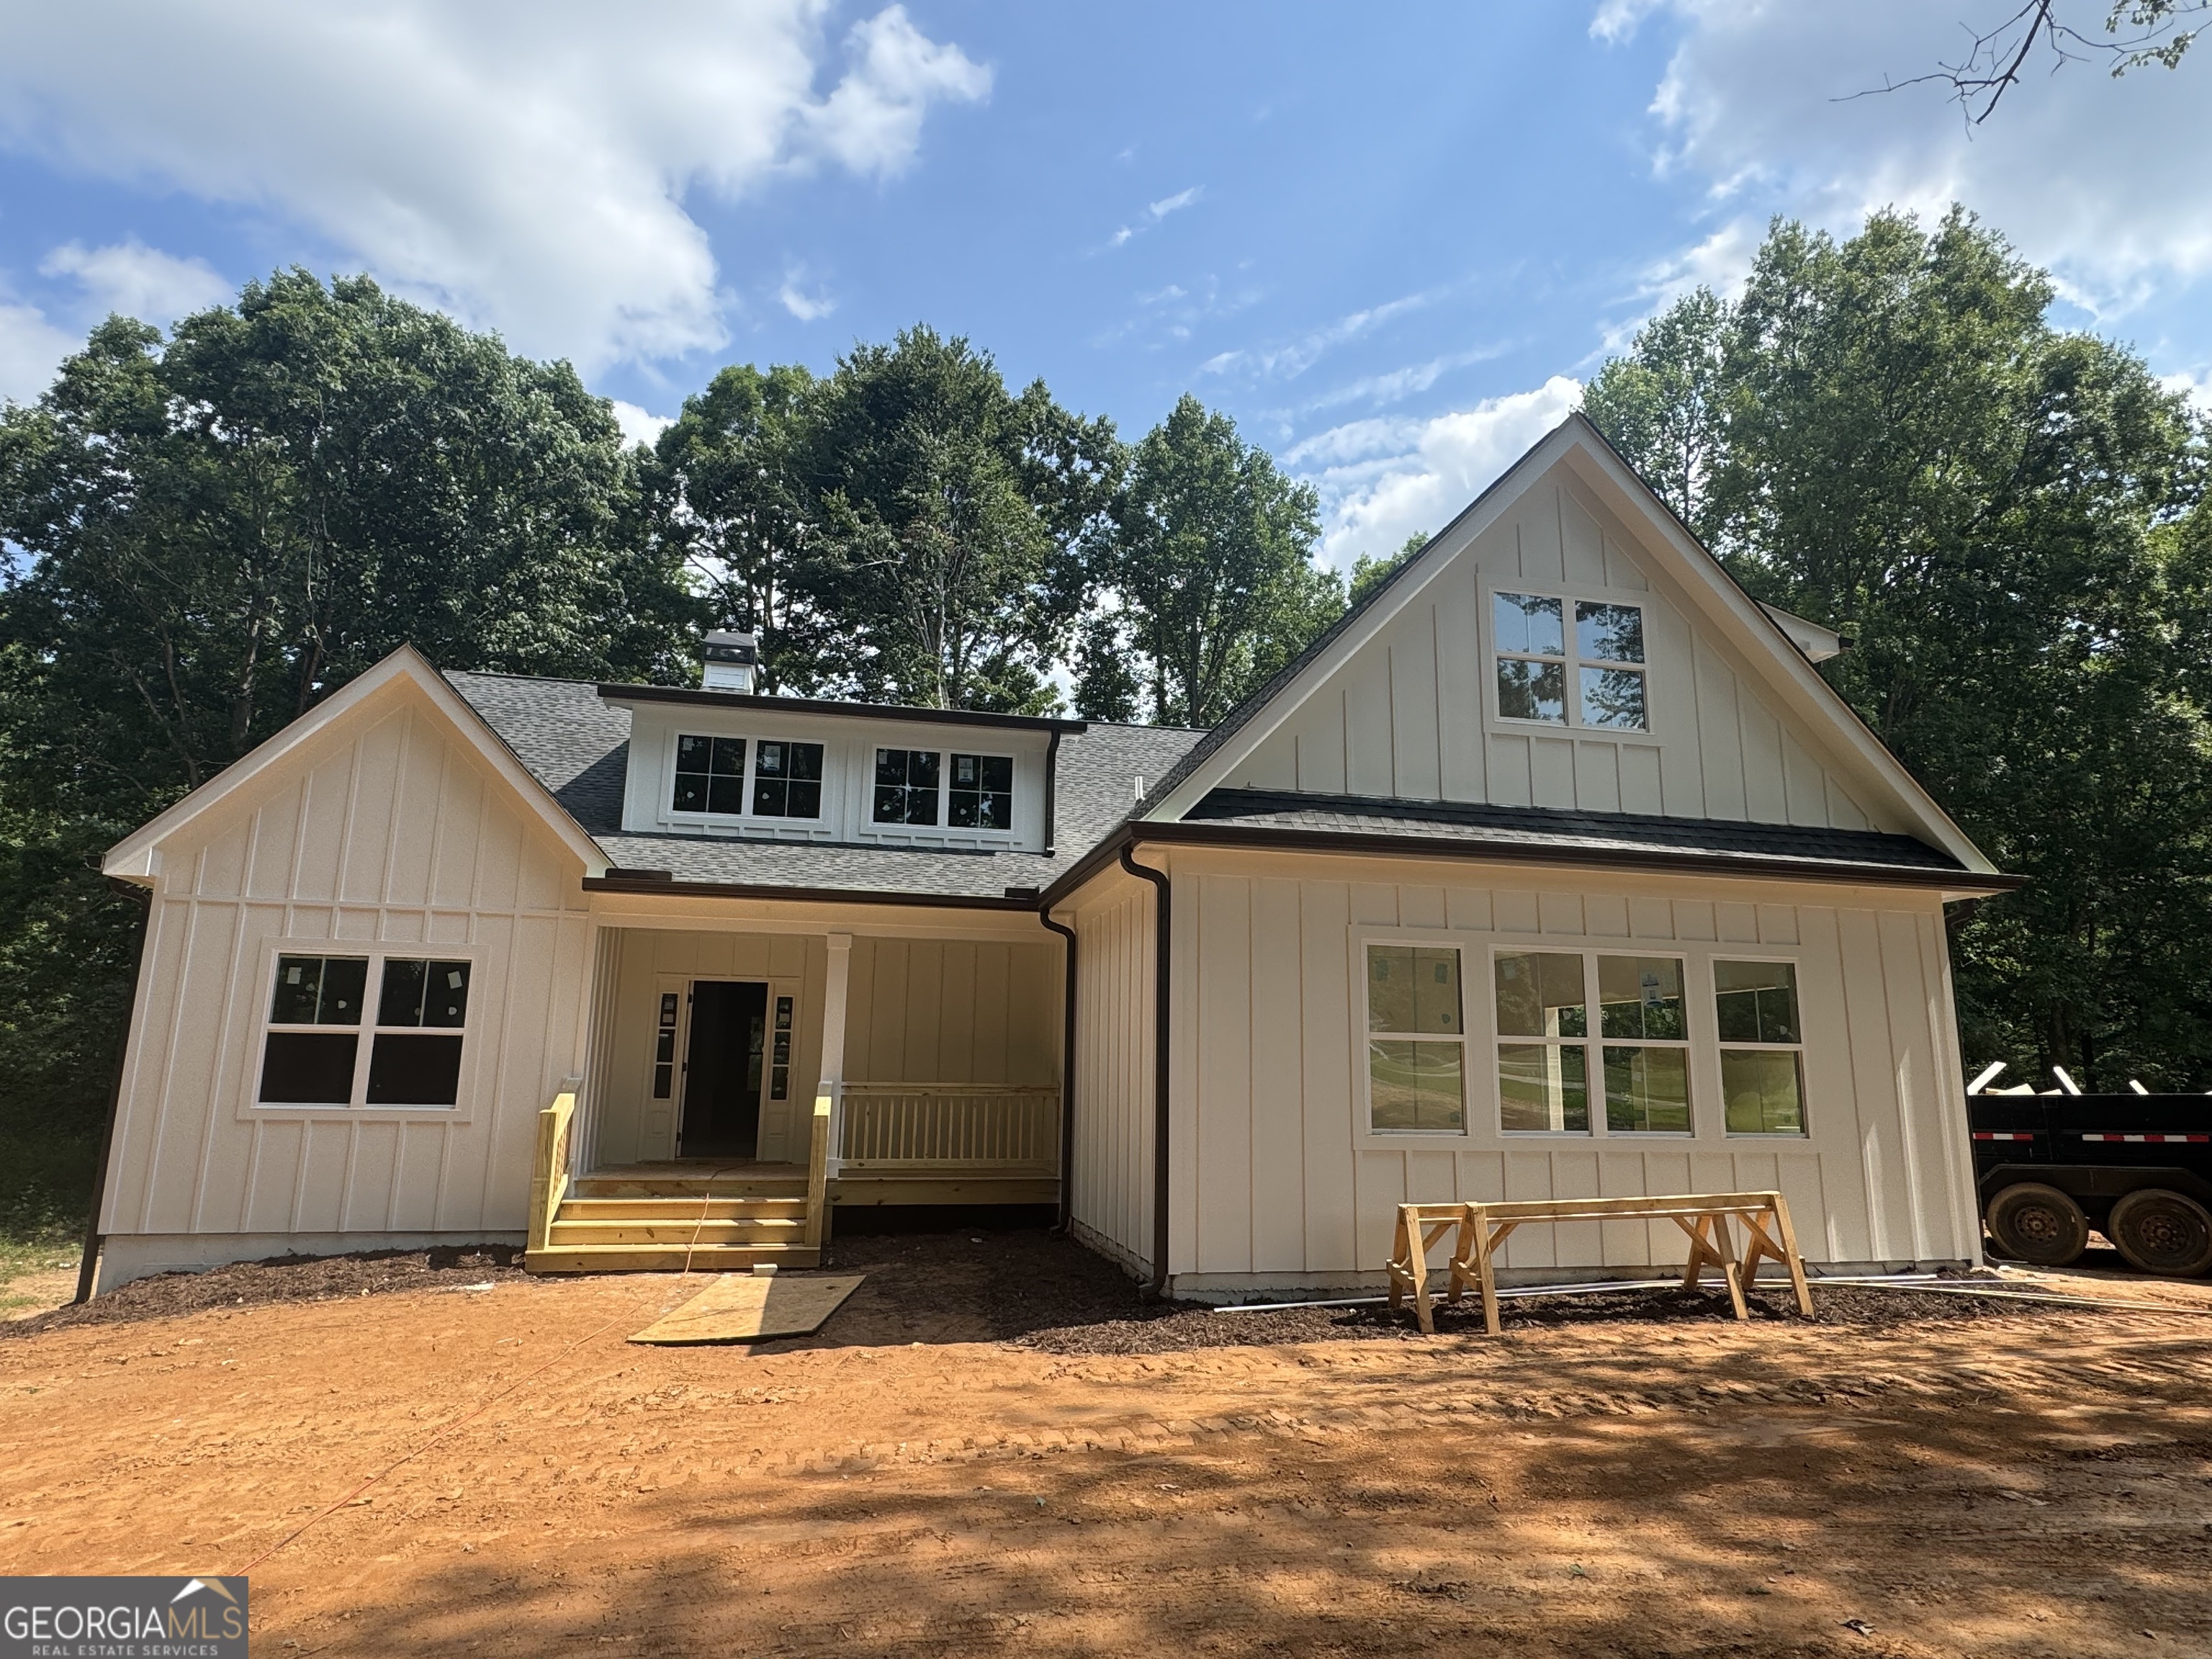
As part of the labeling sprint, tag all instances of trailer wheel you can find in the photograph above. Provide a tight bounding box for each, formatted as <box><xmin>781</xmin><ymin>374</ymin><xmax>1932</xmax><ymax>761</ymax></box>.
<box><xmin>2108</xmin><ymin>1189</ymin><xmax>2212</xmax><ymax>1278</ymax></box>
<box><xmin>1985</xmin><ymin>1182</ymin><xmax>2089</xmax><ymax>1267</ymax></box>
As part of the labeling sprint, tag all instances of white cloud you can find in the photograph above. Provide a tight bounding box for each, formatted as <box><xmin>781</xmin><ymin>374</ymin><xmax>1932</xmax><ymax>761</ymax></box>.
<box><xmin>609</xmin><ymin>400</ymin><xmax>675</xmax><ymax>448</ymax></box>
<box><xmin>0</xmin><ymin>297</ymin><xmax>76</xmax><ymax>404</ymax></box>
<box><xmin>1148</xmin><ymin>186</ymin><xmax>1200</xmax><ymax>220</ymax></box>
<box><xmin>40</xmin><ymin>240</ymin><xmax>230</xmax><ymax>324</ymax></box>
<box><xmin>1298</xmin><ymin>376</ymin><xmax>1584</xmax><ymax>569</ymax></box>
<box><xmin>1201</xmin><ymin>291</ymin><xmax>1434</xmax><ymax>384</ymax></box>
<box><xmin>777</xmin><ymin>270</ymin><xmax>836</xmax><ymax>321</ymax></box>
<box><xmin>1622</xmin><ymin>1</ymin><xmax>2212</xmax><ymax>314</ymax></box>
<box><xmin>0</xmin><ymin>2</ymin><xmax>987</xmax><ymax>373</ymax></box>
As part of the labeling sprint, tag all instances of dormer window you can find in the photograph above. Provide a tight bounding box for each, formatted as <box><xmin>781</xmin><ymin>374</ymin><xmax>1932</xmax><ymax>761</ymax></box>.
<box><xmin>1493</xmin><ymin>592</ymin><xmax>1647</xmax><ymax>731</ymax></box>
<box><xmin>673</xmin><ymin>735</ymin><xmax>746</xmax><ymax>814</ymax></box>
<box><xmin>873</xmin><ymin>748</ymin><xmax>942</xmax><ymax>824</ymax></box>
<box><xmin>670</xmin><ymin>734</ymin><xmax>823</xmax><ymax>820</ymax></box>
<box><xmin>949</xmin><ymin>753</ymin><xmax>1013</xmax><ymax>830</ymax></box>
<box><xmin>750</xmin><ymin>741</ymin><xmax>823</xmax><ymax>818</ymax></box>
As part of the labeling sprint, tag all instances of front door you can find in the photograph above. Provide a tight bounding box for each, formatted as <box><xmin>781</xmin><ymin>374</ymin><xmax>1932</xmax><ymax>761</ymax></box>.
<box><xmin>678</xmin><ymin>980</ymin><xmax>768</xmax><ymax>1159</ymax></box>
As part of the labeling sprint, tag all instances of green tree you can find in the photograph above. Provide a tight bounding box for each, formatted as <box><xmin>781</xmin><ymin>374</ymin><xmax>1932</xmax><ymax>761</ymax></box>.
<box><xmin>646</xmin><ymin>361</ymin><xmax>820</xmax><ymax>693</ymax></box>
<box><xmin>1348</xmin><ymin>531</ymin><xmax>1432</xmax><ymax>608</ymax></box>
<box><xmin>1079</xmin><ymin>395</ymin><xmax>1341</xmax><ymax>727</ymax></box>
<box><xmin>799</xmin><ymin>327</ymin><xmax>1118</xmax><ymax>712</ymax></box>
<box><xmin>0</xmin><ymin>270</ymin><xmax>698</xmax><ymax>1233</ymax></box>
<box><xmin>1586</xmin><ymin>207</ymin><xmax>2210</xmax><ymax>1089</ymax></box>
<box><xmin>1582</xmin><ymin>287</ymin><xmax>1730</xmax><ymax>541</ymax></box>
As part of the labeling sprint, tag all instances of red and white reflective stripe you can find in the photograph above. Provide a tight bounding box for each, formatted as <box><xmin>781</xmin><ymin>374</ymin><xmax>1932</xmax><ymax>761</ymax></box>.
<box><xmin>2078</xmin><ymin>1133</ymin><xmax>2212</xmax><ymax>1143</ymax></box>
<box><xmin>1972</xmin><ymin>1131</ymin><xmax>2036</xmax><ymax>1141</ymax></box>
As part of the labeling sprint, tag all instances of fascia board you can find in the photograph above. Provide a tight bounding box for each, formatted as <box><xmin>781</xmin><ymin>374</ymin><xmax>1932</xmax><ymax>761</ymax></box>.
<box><xmin>1552</xmin><ymin>431</ymin><xmax>1995</xmax><ymax>875</ymax></box>
<box><xmin>102</xmin><ymin>645</ymin><xmax>610</xmax><ymax>883</ymax></box>
<box><xmin>1146</xmin><ymin>418</ymin><xmax>1583</xmax><ymax>823</ymax></box>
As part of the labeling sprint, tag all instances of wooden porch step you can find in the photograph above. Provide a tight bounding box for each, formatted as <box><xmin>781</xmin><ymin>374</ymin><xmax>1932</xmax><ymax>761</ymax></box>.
<box><xmin>525</xmin><ymin>1242</ymin><xmax>822</xmax><ymax>1274</ymax></box>
<box><xmin>557</xmin><ymin>1196</ymin><xmax>809</xmax><ymax>1223</ymax></box>
<box><xmin>570</xmin><ymin>1174</ymin><xmax>807</xmax><ymax>1200</ymax></box>
<box><xmin>545</xmin><ymin>1216</ymin><xmax>809</xmax><ymax>1247</ymax></box>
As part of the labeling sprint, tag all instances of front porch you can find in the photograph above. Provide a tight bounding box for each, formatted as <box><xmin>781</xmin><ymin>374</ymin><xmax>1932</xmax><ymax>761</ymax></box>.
<box><xmin>526</xmin><ymin>917</ymin><xmax>1066</xmax><ymax>1274</ymax></box>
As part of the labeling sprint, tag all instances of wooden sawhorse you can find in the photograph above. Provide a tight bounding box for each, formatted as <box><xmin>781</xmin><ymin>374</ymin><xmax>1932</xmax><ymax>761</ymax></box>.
<box><xmin>1386</xmin><ymin>1190</ymin><xmax>1815</xmax><ymax>1335</ymax></box>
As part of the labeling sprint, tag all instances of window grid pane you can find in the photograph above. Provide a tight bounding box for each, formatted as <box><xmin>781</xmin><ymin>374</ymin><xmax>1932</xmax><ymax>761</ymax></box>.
<box><xmin>1498</xmin><ymin>1042</ymin><xmax>1589</xmax><ymax>1132</ymax></box>
<box><xmin>873</xmin><ymin>748</ymin><xmax>942</xmax><ymax>825</ymax></box>
<box><xmin>1722</xmin><ymin>1049</ymin><xmax>1805</xmax><ymax>1134</ymax></box>
<box><xmin>1603</xmin><ymin>1044</ymin><xmax>1691</xmax><ymax>1133</ymax></box>
<box><xmin>673</xmin><ymin>734</ymin><xmax>746</xmax><ymax>814</ymax></box>
<box><xmin>948</xmin><ymin>753</ymin><xmax>1013</xmax><ymax>830</ymax></box>
<box><xmin>1369</xmin><ymin>1040</ymin><xmax>1466</xmax><ymax>1132</ymax></box>
<box><xmin>752</xmin><ymin>741</ymin><xmax>824</xmax><ymax>818</ymax></box>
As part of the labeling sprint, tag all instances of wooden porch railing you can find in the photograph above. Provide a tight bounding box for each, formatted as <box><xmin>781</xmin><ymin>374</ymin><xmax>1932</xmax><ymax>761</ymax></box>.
<box><xmin>804</xmin><ymin>1089</ymin><xmax>832</xmax><ymax>1248</ymax></box>
<box><xmin>526</xmin><ymin>1082</ymin><xmax>580</xmax><ymax>1257</ymax></box>
<box><xmin>837</xmin><ymin>1084</ymin><xmax>1061</xmax><ymax>1173</ymax></box>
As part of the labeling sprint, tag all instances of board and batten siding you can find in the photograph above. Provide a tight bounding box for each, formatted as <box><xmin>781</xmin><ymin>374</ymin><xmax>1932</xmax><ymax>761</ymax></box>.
<box><xmin>98</xmin><ymin>689</ymin><xmax>595</xmax><ymax>1287</ymax></box>
<box><xmin>1161</xmin><ymin>847</ymin><xmax>1979</xmax><ymax>1293</ymax></box>
<box><xmin>1066</xmin><ymin>878</ymin><xmax>1157</xmax><ymax>1275</ymax></box>
<box><xmin>590</xmin><ymin>930</ymin><xmax>1059</xmax><ymax>1166</ymax></box>
<box><xmin>1233</xmin><ymin>472</ymin><xmax>1889</xmax><ymax>833</ymax></box>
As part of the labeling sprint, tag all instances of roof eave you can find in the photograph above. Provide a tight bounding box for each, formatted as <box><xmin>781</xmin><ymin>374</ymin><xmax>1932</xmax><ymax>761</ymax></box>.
<box><xmin>595</xmin><ymin>683</ymin><xmax>1087</xmax><ymax>736</ymax></box>
<box><xmin>1040</xmin><ymin>817</ymin><xmax>2022</xmax><ymax>910</ymax></box>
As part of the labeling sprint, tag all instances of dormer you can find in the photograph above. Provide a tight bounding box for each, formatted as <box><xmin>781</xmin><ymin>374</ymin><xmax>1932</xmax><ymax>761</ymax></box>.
<box><xmin>598</xmin><ymin>683</ymin><xmax>1085</xmax><ymax>856</ymax></box>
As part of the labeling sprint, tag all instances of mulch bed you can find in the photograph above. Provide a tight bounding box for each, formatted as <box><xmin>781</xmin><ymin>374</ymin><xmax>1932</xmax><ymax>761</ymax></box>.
<box><xmin>4</xmin><ymin>1244</ymin><xmax>527</xmax><ymax>1339</ymax></box>
<box><xmin>9</xmin><ymin>1226</ymin><xmax>2087</xmax><ymax>1350</ymax></box>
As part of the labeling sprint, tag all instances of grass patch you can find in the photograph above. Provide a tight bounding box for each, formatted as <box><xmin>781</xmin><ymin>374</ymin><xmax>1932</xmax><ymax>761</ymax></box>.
<box><xmin>0</xmin><ymin>1223</ymin><xmax>82</xmax><ymax>1314</ymax></box>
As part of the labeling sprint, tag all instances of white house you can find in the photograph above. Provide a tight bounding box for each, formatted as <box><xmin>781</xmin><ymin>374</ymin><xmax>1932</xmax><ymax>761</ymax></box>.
<box><xmin>90</xmin><ymin>414</ymin><xmax>2015</xmax><ymax>1296</ymax></box>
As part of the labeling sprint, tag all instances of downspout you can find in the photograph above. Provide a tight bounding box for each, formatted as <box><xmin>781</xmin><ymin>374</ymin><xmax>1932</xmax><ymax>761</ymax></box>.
<box><xmin>1118</xmin><ymin>842</ymin><xmax>1172</xmax><ymax>1299</ymax></box>
<box><xmin>1038</xmin><ymin>904</ymin><xmax>1077</xmax><ymax>1235</ymax></box>
<box><xmin>76</xmin><ymin>879</ymin><xmax>153</xmax><ymax>1305</ymax></box>
<box><xmin>1042</xmin><ymin>728</ymin><xmax>1062</xmax><ymax>855</ymax></box>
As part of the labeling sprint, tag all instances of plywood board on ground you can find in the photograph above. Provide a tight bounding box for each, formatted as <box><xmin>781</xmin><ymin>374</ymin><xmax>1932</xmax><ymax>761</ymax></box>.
<box><xmin>627</xmin><ymin>1272</ymin><xmax>866</xmax><ymax>1344</ymax></box>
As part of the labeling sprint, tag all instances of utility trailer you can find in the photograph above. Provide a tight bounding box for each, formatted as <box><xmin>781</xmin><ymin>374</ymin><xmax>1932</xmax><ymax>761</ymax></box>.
<box><xmin>1969</xmin><ymin>1092</ymin><xmax>2212</xmax><ymax>1275</ymax></box>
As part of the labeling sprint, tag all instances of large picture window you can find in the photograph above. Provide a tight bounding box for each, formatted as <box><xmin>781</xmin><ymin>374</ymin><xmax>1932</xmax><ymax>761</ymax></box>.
<box><xmin>1716</xmin><ymin>961</ymin><xmax>1807</xmax><ymax>1135</ymax></box>
<box><xmin>1496</xmin><ymin>949</ymin><xmax>1691</xmax><ymax>1135</ymax></box>
<box><xmin>258</xmin><ymin>953</ymin><xmax>472</xmax><ymax>1108</ymax></box>
<box><xmin>1493</xmin><ymin>592</ymin><xmax>1647</xmax><ymax>731</ymax></box>
<box><xmin>1367</xmin><ymin>945</ymin><xmax>1465</xmax><ymax>1132</ymax></box>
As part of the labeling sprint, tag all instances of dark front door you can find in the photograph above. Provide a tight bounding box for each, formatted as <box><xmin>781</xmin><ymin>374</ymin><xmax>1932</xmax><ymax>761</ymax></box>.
<box><xmin>679</xmin><ymin>981</ymin><xmax>768</xmax><ymax>1159</ymax></box>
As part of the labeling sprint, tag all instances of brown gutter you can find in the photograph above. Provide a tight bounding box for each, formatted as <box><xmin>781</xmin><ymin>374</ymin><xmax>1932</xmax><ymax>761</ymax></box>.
<box><xmin>1118</xmin><ymin>845</ymin><xmax>1172</xmax><ymax>1300</ymax></box>
<box><xmin>596</xmin><ymin>681</ymin><xmax>1087</xmax><ymax>736</ymax></box>
<box><xmin>76</xmin><ymin>878</ymin><xmax>153</xmax><ymax>1304</ymax></box>
<box><xmin>1040</xmin><ymin>818</ymin><xmax>2023</xmax><ymax>913</ymax></box>
<box><xmin>581</xmin><ymin>873</ymin><xmax>1038</xmax><ymax>912</ymax></box>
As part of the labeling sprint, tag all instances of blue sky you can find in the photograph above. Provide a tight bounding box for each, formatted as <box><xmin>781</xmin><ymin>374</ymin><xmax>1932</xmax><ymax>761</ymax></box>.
<box><xmin>2</xmin><ymin>1</ymin><xmax>2208</xmax><ymax>571</ymax></box>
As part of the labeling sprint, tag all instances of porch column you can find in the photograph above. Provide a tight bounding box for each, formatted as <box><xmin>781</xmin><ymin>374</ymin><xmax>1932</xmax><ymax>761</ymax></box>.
<box><xmin>818</xmin><ymin>932</ymin><xmax>853</xmax><ymax>1175</ymax></box>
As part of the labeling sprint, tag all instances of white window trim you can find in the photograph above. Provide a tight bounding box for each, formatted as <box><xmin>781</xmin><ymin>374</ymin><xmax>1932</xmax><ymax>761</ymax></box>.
<box><xmin>1712</xmin><ymin>950</ymin><xmax>1813</xmax><ymax>1139</ymax></box>
<box><xmin>667</xmin><ymin>732</ymin><xmax>828</xmax><ymax>827</ymax></box>
<box><xmin>243</xmin><ymin>942</ymin><xmax>480</xmax><ymax>1121</ymax></box>
<box><xmin>1484</xmin><ymin>582</ymin><xmax>1658</xmax><ymax>739</ymax></box>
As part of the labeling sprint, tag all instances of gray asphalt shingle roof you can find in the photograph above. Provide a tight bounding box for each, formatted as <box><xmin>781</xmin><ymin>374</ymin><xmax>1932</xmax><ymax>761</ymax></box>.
<box><xmin>1183</xmin><ymin>788</ymin><xmax>1967</xmax><ymax>876</ymax></box>
<box><xmin>446</xmin><ymin>670</ymin><xmax>1204</xmax><ymax>900</ymax></box>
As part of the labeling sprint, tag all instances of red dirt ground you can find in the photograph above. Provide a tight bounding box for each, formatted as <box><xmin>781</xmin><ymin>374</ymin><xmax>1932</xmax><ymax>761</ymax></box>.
<box><xmin>4</xmin><ymin>1233</ymin><xmax>2210</xmax><ymax>1657</ymax></box>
